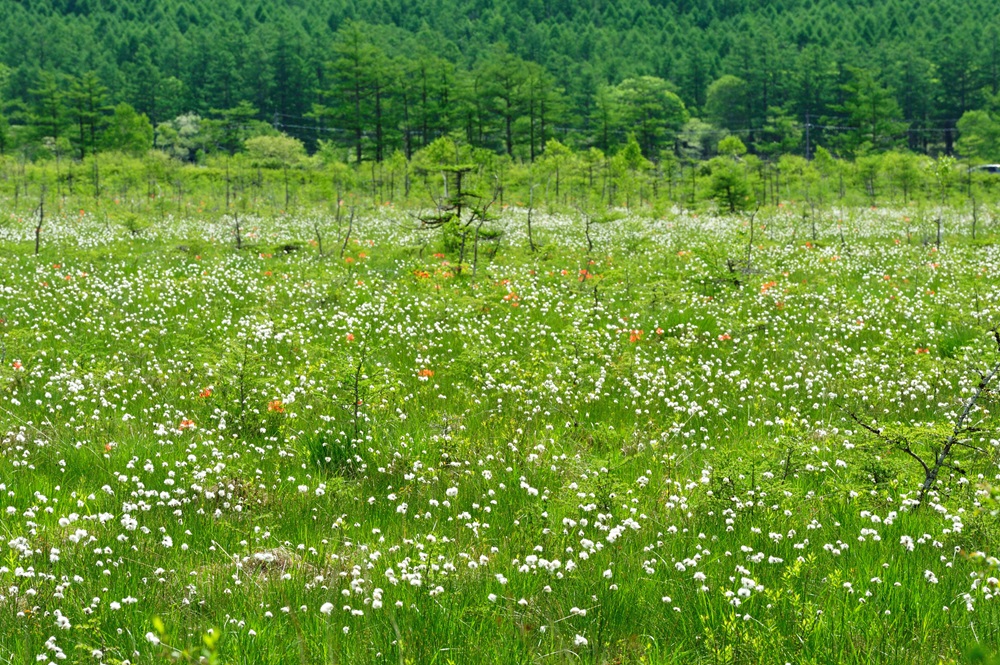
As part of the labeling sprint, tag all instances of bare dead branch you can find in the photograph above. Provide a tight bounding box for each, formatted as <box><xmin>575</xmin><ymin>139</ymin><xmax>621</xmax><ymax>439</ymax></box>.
<box><xmin>919</xmin><ymin>357</ymin><xmax>1000</xmax><ymax>503</ymax></box>
<box><xmin>846</xmin><ymin>410</ymin><xmax>931</xmax><ymax>477</ymax></box>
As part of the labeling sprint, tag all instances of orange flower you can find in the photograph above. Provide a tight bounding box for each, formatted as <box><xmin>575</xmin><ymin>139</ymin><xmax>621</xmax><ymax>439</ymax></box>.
<box><xmin>915</xmin><ymin>348</ymin><xmax>930</xmax><ymax>354</ymax></box>
<box><xmin>178</xmin><ymin>419</ymin><xmax>195</xmax><ymax>431</ymax></box>
<box><xmin>629</xmin><ymin>330</ymin><xmax>644</xmax><ymax>343</ymax></box>
<box><xmin>199</xmin><ymin>388</ymin><xmax>213</xmax><ymax>398</ymax></box>
<box><xmin>345</xmin><ymin>257</ymin><xmax>355</xmax><ymax>264</ymax></box>
<box><xmin>718</xmin><ymin>333</ymin><xmax>731</xmax><ymax>341</ymax></box>
<box><xmin>418</xmin><ymin>368</ymin><xmax>434</xmax><ymax>377</ymax></box>
<box><xmin>268</xmin><ymin>400</ymin><xmax>284</xmax><ymax>413</ymax></box>
<box><xmin>346</xmin><ymin>333</ymin><xmax>355</xmax><ymax>342</ymax></box>
<box><xmin>12</xmin><ymin>360</ymin><xmax>23</xmax><ymax>370</ymax></box>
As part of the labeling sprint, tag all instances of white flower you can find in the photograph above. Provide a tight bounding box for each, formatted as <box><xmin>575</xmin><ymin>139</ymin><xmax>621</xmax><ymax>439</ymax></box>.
<box><xmin>145</xmin><ymin>632</ymin><xmax>160</xmax><ymax>645</ymax></box>
<box><xmin>320</xmin><ymin>603</ymin><xmax>334</xmax><ymax>614</ymax></box>
<box><xmin>574</xmin><ymin>634</ymin><xmax>588</xmax><ymax>646</ymax></box>
<box><xmin>446</xmin><ymin>487</ymin><xmax>458</xmax><ymax>497</ymax></box>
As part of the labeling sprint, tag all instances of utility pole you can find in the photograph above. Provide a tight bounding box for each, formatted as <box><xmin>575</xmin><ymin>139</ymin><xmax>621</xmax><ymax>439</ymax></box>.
<box><xmin>805</xmin><ymin>112</ymin><xmax>812</xmax><ymax>161</ymax></box>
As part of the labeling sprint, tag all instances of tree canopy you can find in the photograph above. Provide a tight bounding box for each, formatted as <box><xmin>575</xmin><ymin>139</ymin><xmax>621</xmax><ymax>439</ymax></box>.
<box><xmin>1</xmin><ymin>0</ymin><xmax>1000</xmax><ymax>161</ymax></box>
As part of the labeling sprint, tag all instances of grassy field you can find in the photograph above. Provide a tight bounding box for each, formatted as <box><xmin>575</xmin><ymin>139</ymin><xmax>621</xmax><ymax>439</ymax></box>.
<box><xmin>1</xmin><ymin>204</ymin><xmax>1000</xmax><ymax>664</ymax></box>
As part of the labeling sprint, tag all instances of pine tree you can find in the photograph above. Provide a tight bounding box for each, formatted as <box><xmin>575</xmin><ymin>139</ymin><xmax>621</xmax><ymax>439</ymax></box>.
<box><xmin>66</xmin><ymin>72</ymin><xmax>109</xmax><ymax>159</ymax></box>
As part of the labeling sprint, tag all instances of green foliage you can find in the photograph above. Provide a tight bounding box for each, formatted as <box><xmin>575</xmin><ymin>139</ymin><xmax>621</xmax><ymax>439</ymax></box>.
<box><xmin>205</xmin><ymin>101</ymin><xmax>264</xmax><ymax>154</ymax></box>
<box><xmin>155</xmin><ymin>113</ymin><xmax>208</xmax><ymax>162</ymax></box>
<box><xmin>245</xmin><ymin>133</ymin><xmax>307</xmax><ymax>168</ymax></box>
<box><xmin>0</xmin><ymin>0</ymin><xmax>999</xmax><ymax>163</ymax></box>
<box><xmin>65</xmin><ymin>72</ymin><xmax>110</xmax><ymax>159</ymax></box>
<box><xmin>708</xmin><ymin>154</ymin><xmax>751</xmax><ymax>212</ymax></box>
<box><xmin>102</xmin><ymin>103</ymin><xmax>153</xmax><ymax>156</ymax></box>
<box><xmin>834</xmin><ymin>68</ymin><xmax>908</xmax><ymax>155</ymax></box>
<box><xmin>618</xmin><ymin>134</ymin><xmax>652</xmax><ymax>172</ymax></box>
<box><xmin>611</xmin><ymin>76</ymin><xmax>689</xmax><ymax>159</ymax></box>
<box><xmin>717</xmin><ymin>135</ymin><xmax>747</xmax><ymax>158</ymax></box>
<box><xmin>678</xmin><ymin>118</ymin><xmax>722</xmax><ymax>161</ymax></box>
<box><xmin>705</xmin><ymin>75</ymin><xmax>748</xmax><ymax>132</ymax></box>
<box><xmin>0</xmin><ymin>112</ymin><xmax>9</xmax><ymax>155</ymax></box>
<box><xmin>957</xmin><ymin>110</ymin><xmax>1000</xmax><ymax>161</ymax></box>
<box><xmin>759</xmin><ymin>109</ymin><xmax>803</xmax><ymax>158</ymax></box>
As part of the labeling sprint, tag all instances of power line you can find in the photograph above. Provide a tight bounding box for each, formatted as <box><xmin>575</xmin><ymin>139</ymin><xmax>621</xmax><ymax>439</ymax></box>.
<box><xmin>273</xmin><ymin>111</ymin><xmax>965</xmax><ymax>137</ymax></box>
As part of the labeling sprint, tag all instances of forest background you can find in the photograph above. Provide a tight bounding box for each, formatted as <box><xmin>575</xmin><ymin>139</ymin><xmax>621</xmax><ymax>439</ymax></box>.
<box><xmin>4</xmin><ymin>0</ymin><xmax>1000</xmax><ymax>211</ymax></box>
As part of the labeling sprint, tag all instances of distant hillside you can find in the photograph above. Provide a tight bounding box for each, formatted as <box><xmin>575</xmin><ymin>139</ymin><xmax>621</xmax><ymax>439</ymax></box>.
<box><xmin>1</xmin><ymin>0</ymin><xmax>998</xmax><ymax>158</ymax></box>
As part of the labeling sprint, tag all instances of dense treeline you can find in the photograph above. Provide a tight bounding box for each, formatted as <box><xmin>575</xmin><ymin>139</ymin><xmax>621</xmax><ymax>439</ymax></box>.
<box><xmin>4</xmin><ymin>0</ymin><xmax>1000</xmax><ymax>163</ymax></box>
<box><xmin>5</xmin><ymin>134</ymin><xmax>1000</xmax><ymax>222</ymax></box>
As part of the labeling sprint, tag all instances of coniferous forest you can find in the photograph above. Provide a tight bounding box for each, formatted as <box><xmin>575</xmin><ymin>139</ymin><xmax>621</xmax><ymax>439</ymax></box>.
<box><xmin>3</xmin><ymin>0</ymin><xmax>1000</xmax><ymax>163</ymax></box>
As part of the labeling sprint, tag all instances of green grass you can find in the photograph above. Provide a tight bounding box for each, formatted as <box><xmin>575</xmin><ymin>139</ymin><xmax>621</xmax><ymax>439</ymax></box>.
<box><xmin>0</xmin><ymin>205</ymin><xmax>999</xmax><ymax>664</ymax></box>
